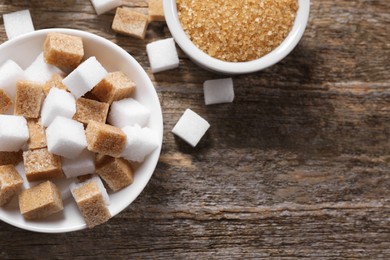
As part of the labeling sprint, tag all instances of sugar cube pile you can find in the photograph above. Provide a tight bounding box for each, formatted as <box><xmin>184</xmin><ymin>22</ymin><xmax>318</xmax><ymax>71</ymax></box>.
<box><xmin>0</xmin><ymin>27</ymin><xmax>162</xmax><ymax>228</ymax></box>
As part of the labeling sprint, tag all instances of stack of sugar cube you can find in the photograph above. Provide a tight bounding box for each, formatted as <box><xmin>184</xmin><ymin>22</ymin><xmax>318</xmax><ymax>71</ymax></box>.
<box><xmin>0</xmin><ymin>31</ymin><xmax>160</xmax><ymax>229</ymax></box>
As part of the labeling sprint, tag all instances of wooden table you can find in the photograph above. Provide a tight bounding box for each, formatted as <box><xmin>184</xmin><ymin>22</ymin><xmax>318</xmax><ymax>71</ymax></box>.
<box><xmin>1</xmin><ymin>1</ymin><xmax>389</xmax><ymax>258</ymax></box>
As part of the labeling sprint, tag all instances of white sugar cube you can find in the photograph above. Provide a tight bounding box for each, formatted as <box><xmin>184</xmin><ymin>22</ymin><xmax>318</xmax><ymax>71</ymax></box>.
<box><xmin>70</xmin><ymin>175</ymin><xmax>110</xmax><ymax>205</ymax></box>
<box><xmin>204</xmin><ymin>78</ymin><xmax>234</xmax><ymax>105</ymax></box>
<box><xmin>90</xmin><ymin>0</ymin><xmax>121</xmax><ymax>15</ymax></box>
<box><xmin>46</xmin><ymin>116</ymin><xmax>87</xmax><ymax>159</ymax></box>
<box><xmin>121</xmin><ymin>125</ymin><xmax>160</xmax><ymax>162</ymax></box>
<box><xmin>3</xmin><ymin>10</ymin><xmax>35</xmax><ymax>40</ymax></box>
<box><xmin>0</xmin><ymin>115</ymin><xmax>29</xmax><ymax>151</ymax></box>
<box><xmin>0</xmin><ymin>60</ymin><xmax>26</xmax><ymax>100</ymax></box>
<box><xmin>172</xmin><ymin>109</ymin><xmax>210</xmax><ymax>147</ymax></box>
<box><xmin>41</xmin><ymin>88</ymin><xmax>76</xmax><ymax>127</ymax></box>
<box><xmin>62</xmin><ymin>150</ymin><xmax>96</xmax><ymax>178</ymax></box>
<box><xmin>25</xmin><ymin>53</ymin><xmax>64</xmax><ymax>84</ymax></box>
<box><xmin>108</xmin><ymin>98</ymin><xmax>151</xmax><ymax>128</ymax></box>
<box><xmin>146</xmin><ymin>38</ymin><xmax>179</xmax><ymax>73</ymax></box>
<box><xmin>62</xmin><ymin>56</ymin><xmax>108</xmax><ymax>99</ymax></box>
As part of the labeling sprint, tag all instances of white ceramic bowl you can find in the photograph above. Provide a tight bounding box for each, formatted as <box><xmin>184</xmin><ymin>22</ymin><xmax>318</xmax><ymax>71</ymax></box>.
<box><xmin>164</xmin><ymin>0</ymin><xmax>310</xmax><ymax>74</ymax></box>
<box><xmin>0</xmin><ymin>28</ymin><xmax>163</xmax><ymax>233</ymax></box>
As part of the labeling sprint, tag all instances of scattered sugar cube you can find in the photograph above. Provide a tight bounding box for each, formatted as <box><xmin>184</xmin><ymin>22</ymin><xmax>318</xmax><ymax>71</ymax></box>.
<box><xmin>27</xmin><ymin>119</ymin><xmax>47</xmax><ymax>150</ymax></box>
<box><xmin>19</xmin><ymin>181</ymin><xmax>63</xmax><ymax>220</ymax></box>
<box><xmin>0</xmin><ymin>151</ymin><xmax>23</xmax><ymax>166</ymax></box>
<box><xmin>41</xmin><ymin>87</ymin><xmax>76</xmax><ymax>127</ymax></box>
<box><xmin>25</xmin><ymin>53</ymin><xmax>64</xmax><ymax>84</ymax></box>
<box><xmin>96</xmin><ymin>155</ymin><xmax>133</xmax><ymax>191</ymax></box>
<box><xmin>43</xmin><ymin>32</ymin><xmax>84</xmax><ymax>70</ymax></box>
<box><xmin>203</xmin><ymin>78</ymin><xmax>235</xmax><ymax>105</ymax></box>
<box><xmin>85</xmin><ymin>120</ymin><xmax>126</xmax><ymax>158</ymax></box>
<box><xmin>3</xmin><ymin>10</ymin><xmax>35</xmax><ymax>40</ymax></box>
<box><xmin>23</xmin><ymin>148</ymin><xmax>63</xmax><ymax>182</ymax></box>
<box><xmin>121</xmin><ymin>125</ymin><xmax>159</xmax><ymax>162</ymax></box>
<box><xmin>62</xmin><ymin>150</ymin><xmax>95</xmax><ymax>179</ymax></box>
<box><xmin>90</xmin><ymin>0</ymin><xmax>122</xmax><ymax>15</ymax></box>
<box><xmin>70</xmin><ymin>176</ymin><xmax>111</xmax><ymax>228</ymax></box>
<box><xmin>108</xmin><ymin>98</ymin><xmax>151</xmax><ymax>128</ymax></box>
<box><xmin>112</xmin><ymin>7</ymin><xmax>149</xmax><ymax>39</ymax></box>
<box><xmin>14</xmin><ymin>80</ymin><xmax>44</xmax><ymax>118</ymax></box>
<box><xmin>62</xmin><ymin>56</ymin><xmax>108</xmax><ymax>99</ymax></box>
<box><xmin>0</xmin><ymin>115</ymin><xmax>29</xmax><ymax>152</ymax></box>
<box><xmin>146</xmin><ymin>38</ymin><xmax>179</xmax><ymax>73</ymax></box>
<box><xmin>43</xmin><ymin>73</ymin><xmax>69</xmax><ymax>96</ymax></box>
<box><xmin>172</xmin><ymin>109</ymin><xmax>210</xmax><ymax>147</ymax></box>
<box><xmin>73</xmin><ymin>98</ymin><xmax>109</xmax><ymax>125</ymax></box>
<box><xmin>0</xmin><ymin>60</ymin><xmax>26</xmax><ymax>100</ymax></box>
<box><xmin>0</xmin><ymin>89</ymin><xmax>12</xmax><ymax>114</ymax></box>
<box><xmin>148</xmin><ymin>0</ymin><xmax>165</xmax><ymax>22</ymax></box>
<box><xmin>91</xmin><ymin>71</ymin><xmax>135</xmax><ymax>104</ymax></box>
<box><xmin>0</xmin><ymin>165</ymin><xmax>24</xmax><ymax>206</ymax></box>
<box><xmin>46</xmin><ymin>116</ymin><xmax>88</xmax><ymax>159</ymax></box>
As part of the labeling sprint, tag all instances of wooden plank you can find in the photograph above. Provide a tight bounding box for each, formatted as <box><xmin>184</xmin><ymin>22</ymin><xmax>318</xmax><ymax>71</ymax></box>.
<box><xmin>0</xmin><ymin>0</ymin><xmax>389</xmax><ymax>258</ymax></box>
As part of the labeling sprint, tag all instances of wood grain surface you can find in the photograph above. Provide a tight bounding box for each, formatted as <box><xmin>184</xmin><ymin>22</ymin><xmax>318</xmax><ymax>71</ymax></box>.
<box><xmin>1</xmin><ymin>0</ymin><xmax>389</xmax><ymax>259</ymax></box>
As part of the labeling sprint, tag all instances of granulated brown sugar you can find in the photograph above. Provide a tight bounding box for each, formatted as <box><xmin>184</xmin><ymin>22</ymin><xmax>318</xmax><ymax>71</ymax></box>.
<box><xmin>177</xmin><ymin>0</ymin><xmax>299</xmax><ymax>62</ymax></box>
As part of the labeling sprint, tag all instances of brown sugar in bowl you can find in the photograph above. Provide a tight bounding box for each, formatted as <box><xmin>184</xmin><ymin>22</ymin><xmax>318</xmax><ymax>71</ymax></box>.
<box><xmin>164</xmin><ymin>0</ymin><xmax>310</xmax><ymax>74</ymax></box>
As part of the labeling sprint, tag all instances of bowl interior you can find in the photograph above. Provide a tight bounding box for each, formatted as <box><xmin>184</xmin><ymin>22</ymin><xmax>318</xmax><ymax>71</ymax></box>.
<box><xmin>164</xmin><ymin>0</ymin><xmax>310</xmax><ymax>74</ymax></box>
<box><xmin>0</xmin><ymin>28</ymin><xmax>163</xmax><ymax>233</ymax></box>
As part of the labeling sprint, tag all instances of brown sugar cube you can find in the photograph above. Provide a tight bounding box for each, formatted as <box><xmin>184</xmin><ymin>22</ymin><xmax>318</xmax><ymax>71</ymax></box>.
<box><xmin>91</xmin><ymin>71</ymin><xmax>136</xmax><ymax>104</ymax></box>
<box><xmin>85</xmin><ymin>121</ymin><xmax>126</xmax><ymax>158</ymax></box>
<box><xmin>23</xmin><ymin>148</ymin><xmax>63</xmax><ymax>182</ymax></box>
<box><xmin>0</xmin><ymin>151</ymin><xmax>23</xmax><ymax>166</ymax></box>
<box><xmin>43</xmin><ymin>73</ymin><xmax>69</xmax><ymax>96</ymax></box>
<box><xmin>19</xmin><ymin>181</ymin><xmax>63</xmax><ymax>220</ymax></box>
<box><xmin>112</xmin><ymin>7</ymin><xmax>149</xmax><ymax>39</ymax></box>
<box><xmin>71</xmin><ymin>179</ymin><xmax>111</xmax><ymax>228</ymax></box>
<box><xmin>77</xmin><ymin>174</ymin><xmax>93</xmax><ymax>183</ymax></box>
<box><xmin>73</xmin><ymin>98</ymin><xmax>109</xmax><ymax>125</ymax></box>
<box><xmin>27</xmin><ymin>119</ymin><xmax>47</xmax><ymax>150</ymax></box>
<box><xmin>0</xmin><ymin>89</ymin><xmax>12</xmax><ymax>114</ymax></box>
<box><xmin>96</xmin><ymin>156</ymin><xmax>134</xmax><ymax>191</ymax></box>
<box><xmin>0</xmin><ymin>165</ymin><xmax>23</xmax><ymax>206</ymax></box>
<box><xmin>148</xmin><ymin>0</ymin><xmax>165</xmax><ymax>22</ymax></box>
<box><xmin>43</xmin><ymin>32</ymin><xmax>84</xmax><ymax>70</ymax></box>
<box><xmin>14</xmin><ymin>81</ymin><xmax>44</xmax><ymax>118</ymax></box>
<box><xmin>95</xmin><ymin>153</ymin><xmax>109</xmax><ymax>168</ymax></box>
<box><xmin>83</xmin><ymin>91</ymin><xmax>99</xmax><ymax>101</ymax></box>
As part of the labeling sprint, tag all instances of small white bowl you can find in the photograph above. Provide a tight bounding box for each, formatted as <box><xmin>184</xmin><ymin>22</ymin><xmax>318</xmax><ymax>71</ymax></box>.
<box><xmin>0</xmin><ymin>28</ymin><xmax>163</xmax><ymax>233</ymax></box>
<box><xmin>164</xmin><ymin>0</ymin><xmax>310</xmax><ymax>74</ymax></box>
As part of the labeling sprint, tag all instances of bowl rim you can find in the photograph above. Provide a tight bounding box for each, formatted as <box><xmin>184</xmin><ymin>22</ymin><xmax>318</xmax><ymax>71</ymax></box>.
<box><xmin>164</xmin><ymin>0</ymin><xmax>311</xmax><ymax>74</ymax></box>
<box><xmin>0</xmin><ymin>28</ymin><xmax>163</xmax><ymax>233</ymax></box>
